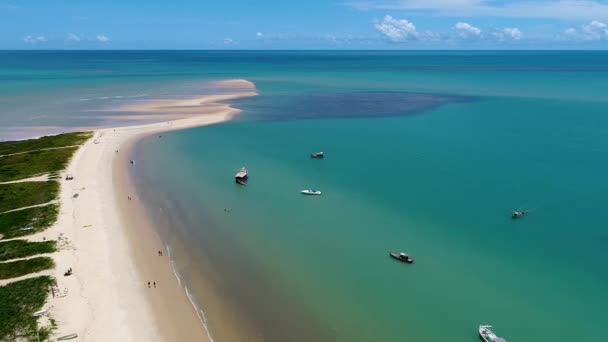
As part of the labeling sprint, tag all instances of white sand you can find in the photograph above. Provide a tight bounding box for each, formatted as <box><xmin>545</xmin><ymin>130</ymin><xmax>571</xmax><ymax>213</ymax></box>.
<box><xmin>40</xmin><ymin>81</ymin><xmax>257</xmax><ymax>341</ymax></box>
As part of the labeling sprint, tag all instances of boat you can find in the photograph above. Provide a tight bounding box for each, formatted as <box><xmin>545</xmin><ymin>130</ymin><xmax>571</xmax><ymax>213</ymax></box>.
<box><xmin>301</xmin><ymin>189</ymin><xmax>322</xmax><ymax>195</ymax></box>
<box><xmin>310</xmin><ymin>151</ymin><xmax>324</xmax><ymax>159</ymax></box>
<box><xmin>235</xmin><ymin>167</ymin><xmax>248</xmax><ymax>185</ymax></box>
<box><xmin>511</xmin><ymin>210</ymin><xmax>528</xmax><ymax>219</ymax></box>
<box><xmin>479</xmin><ymin>325</ymin><xmax>507</xmax><ymax>342</ymax></box>
<box><xmin>389</xmin><ymin>252</ymin><xmax>414</xmax><ymax>263</ymax></box>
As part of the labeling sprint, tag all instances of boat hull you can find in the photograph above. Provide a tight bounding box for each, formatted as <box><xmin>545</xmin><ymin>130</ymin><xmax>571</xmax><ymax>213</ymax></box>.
<box><xmin>389</xmin><ymin>252</ymin><xmax>413</xmax><ymax>263</ymax></box>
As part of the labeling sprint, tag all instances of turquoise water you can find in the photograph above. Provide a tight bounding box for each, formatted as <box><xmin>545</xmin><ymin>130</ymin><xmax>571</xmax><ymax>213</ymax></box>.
<box><xmin>3</xmin><ymin>51</ymin><xmax>608</xmax><ymax>341</ymax></box>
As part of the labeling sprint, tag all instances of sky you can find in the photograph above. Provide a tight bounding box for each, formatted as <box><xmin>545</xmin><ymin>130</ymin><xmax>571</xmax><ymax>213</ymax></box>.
<box><xmin>1</xmin><ymin>0</ymin><xmax>608</xmax><ymax>49</ymax></box>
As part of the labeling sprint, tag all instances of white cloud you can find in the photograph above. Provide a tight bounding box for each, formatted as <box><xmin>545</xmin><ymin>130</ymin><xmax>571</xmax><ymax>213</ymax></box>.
<box><xmin>349</xmin><ymin>0</ymin><xmax>608</xmax><ymax>20</ymax></box>
<box><xmin>256</xmin><ymin>32</ymin><xmax>264</xmax><ymax>39</ymax></box>
<box><xmin>560</xmin><ymin>20</ymin><xmax>608</xmax><ymax>40</ymax></box>
<box><xmin>23</xmin><ymin>35</ymin><xmax>46</xmax><ymax>44</ymax></box>
<box><xmin>582</xmin><ymin>20</ymin><xmax>608</xmax><ymax>40</ymax></box>
<box><xmin>374</xmin><ymin>15</ymin><xmax>418</xmax><ymax>41</ymax></box>
<box><xmin>453</xmin><ymin>22</ymin><xmax>481</xmax><ymax>38</ymax></box>
<box><xmin>66</xmin><ymin>33</ymin><xmax>81</xmax><ymax>42</ymax></box>
<box><xmin>501</xmin><ymin>27</ymin><xmax>522</xmax><ymax>40</ymax></box>
<box><xmin>223</xmin><ymin>37</ymin><xmax>236</xmax><ymax>45</ymax></box>
<box><xmin>96</xmin><ymin>35</ymin><xmax>110</xmax><ymax>42</ymax></box>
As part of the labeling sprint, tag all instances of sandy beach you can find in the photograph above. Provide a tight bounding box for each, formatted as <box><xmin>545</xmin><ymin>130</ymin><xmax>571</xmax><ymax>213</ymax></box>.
<box><xmin>33</xmin><ymin>80</ymin><xmax>256</xmax><ymax>341</ymax></box>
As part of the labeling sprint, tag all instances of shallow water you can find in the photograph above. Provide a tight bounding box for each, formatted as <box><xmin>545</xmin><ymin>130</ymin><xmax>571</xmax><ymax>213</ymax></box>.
<box><xmin>4</xmin><ymin>51</ymin><xmax>608</xmax><ymax>341</ymax></box>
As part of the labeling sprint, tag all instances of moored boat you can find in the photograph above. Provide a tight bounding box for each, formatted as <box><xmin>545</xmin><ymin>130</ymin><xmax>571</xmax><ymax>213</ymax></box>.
<box><xmin>511</xmin><ymin>210</ymin><xmax>528</xmax><ymax>219</ymax></box>
<box><xmin>301</xmin><ymin>189</ymin><xmax>322</xmax><ymax>195</ymax></box>
<box><xmin>479</xmin><ymin>325</ymin><xmax>506</xmax><ymax>342</ymax></box>
<box><xmin>389</xmin><ymin>252</ymin><xmax>414</xmax><ymax>263</ymax></box>
<box><xmin>235</xmin><ymin>167</ymin><xmax>248</xmax><ymax>185</ymax></box>
<box><xmin>311</xmin><ymin>151</ymin><xmax>324</xmax><ymax>159</ymax></box>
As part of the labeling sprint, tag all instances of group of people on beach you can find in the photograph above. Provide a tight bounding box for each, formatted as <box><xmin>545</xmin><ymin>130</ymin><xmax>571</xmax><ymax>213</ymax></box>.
<box><xmin>146</xmin><ymin>250</ymin><xmax>164</xmax><ymax>288</ymax></box>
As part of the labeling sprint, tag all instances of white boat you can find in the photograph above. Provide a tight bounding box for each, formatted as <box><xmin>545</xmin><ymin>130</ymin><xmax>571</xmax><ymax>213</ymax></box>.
<box><xmin>301</xmin><ymin>189</ymin><xmax>322</xmax><ymax>195</ymax></box>
<box><xmin>479</xmin><ymin>325</ymin><xmax>506</xmax><ymax>342</ymax></box>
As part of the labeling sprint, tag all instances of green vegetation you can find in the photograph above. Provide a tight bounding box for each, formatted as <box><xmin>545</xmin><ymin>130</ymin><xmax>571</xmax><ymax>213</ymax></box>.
<box><xmin>0</xmin><ymin>132</ymin><xmax>92</xmax><ymax>339</ymax></box>
<box><xmin>0</xmin><ymin>146</ymin><xmax>78</xmax><ymax>182</ymax></box>
<box><xmin>0</xmin><ymin>276</ymin><xmax>55</xmax><ymax>341</ymax></box>
<box><xmin>0</xmin><ymin>257</ymin><xmax>55</xmax><ymax>280</ymax></box>
<box><xmin>0</xmin><ymin>204</ymin><xmax>59</xmax><ymax>240</ymax></box>
<box><xmin>0</xmin><ymin>131</ymin><xmax>92</xmax><ymax>156</ymax></box>
<box><xmin>0</xmin><ymin>240</ymin><xmax>56</xmax><ymax>262</ymax></box>
<box><xmin>0</xmin><ymin>181</ymin><xmax>59</xmax><ymax>213</ymax></box>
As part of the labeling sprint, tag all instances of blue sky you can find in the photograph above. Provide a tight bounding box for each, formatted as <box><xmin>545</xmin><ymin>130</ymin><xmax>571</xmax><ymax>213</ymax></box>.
<box><xmin>1</xmin><ymin>0</ymin><xmax>608</xmax><ymax>49</ymax></box>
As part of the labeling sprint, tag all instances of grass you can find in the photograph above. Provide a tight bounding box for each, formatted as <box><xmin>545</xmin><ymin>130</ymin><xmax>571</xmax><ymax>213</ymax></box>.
<box><xmin>0</xmin><ymin>204</ymin><xmax>59</xmax><ymax>240</ymax></box>
<box><xmin>0</xmin><ymin>146</ymin><xmax>78</xmax><ymax>182</ymax></box>
<box><xmin>0</xmin><ymin>257</ymin><xmax>55</xmax><ymax>280</ymax></box>
<box><xmin>0</xmin><ymin>131</ymin><xmax>92</xmax><ymax>156</ymax></box>
<box><xmin>0</xmin><ymin>181</ymin><xmax>59</xmax><ymax>213</ymax></box>
<box><xmin>0</xmin><ymin>276</ymin><xmax>55</xmax><ymax>341</ymax></box>
<box><xmin>0</xmin><ymin>240</ymin><xmax>57</xmax><ymax>262</ymax></box>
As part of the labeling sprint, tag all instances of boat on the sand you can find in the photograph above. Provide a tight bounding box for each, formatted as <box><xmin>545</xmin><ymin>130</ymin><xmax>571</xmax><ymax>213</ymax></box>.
<box><xmin>389</xmin><ymin>252</ymin><xmax>414</xmax><ymax>263</ymax></box>
<box><xmin>479</xmin><ymin>325</ymin><xmax>506</xmax><ymax>342</ymax></box>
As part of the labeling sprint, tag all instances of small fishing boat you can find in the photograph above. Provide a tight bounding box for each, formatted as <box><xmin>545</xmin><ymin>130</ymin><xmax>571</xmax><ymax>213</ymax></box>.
<box><xmin>301</xmin><ymin>189</ymin><xmax>322</xmax><ymax>195</ymax></box>
<box><xmin>310</xmin><ymin>151</ymin><xmax>324</xmax><ymax>159</ymax></box>
<box><xmin>511</xmin><ymin>210</ymin><xmax>528</xmax><ymax>219</ymax></box>
<box><xmin>389</xmin><ymin>252</ymin><xmax>414</xmax><ymax>263</ymax></box>
<box><xmin>479</xmin><ymin>325</ymin><xmax>506</xmax><ymax>342</ymax></box>
<box><xmin>235</xmin><ymin>167</ymin><xmax>248</xmax><ymax>185</ymax></box>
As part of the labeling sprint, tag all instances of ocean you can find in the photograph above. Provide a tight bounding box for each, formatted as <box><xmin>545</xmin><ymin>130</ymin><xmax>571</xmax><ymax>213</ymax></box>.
<box><xmin>2</xmin><ymin>51</ymin><xmax>607</xmax><ymax>341</ymax></box>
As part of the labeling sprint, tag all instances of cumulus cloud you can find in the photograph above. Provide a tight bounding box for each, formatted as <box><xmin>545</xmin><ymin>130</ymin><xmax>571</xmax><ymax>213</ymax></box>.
<box><xmin>560</xmin><ymin>20</ymin><xmax>608</xmax><ymax>40</ymax></box>
<box><xmin>374</xmin><ymin>15</ymin><xmax>418</xmax><ymax>41</ymax></box>
<box><xmin>453</xmin><ymin>22</ymin><xmax>481</xmax><ymax>38</ymax></box>
<box><xmin>223</xmin><ymin>37</ymin><xmax>236</xmax><ymax>45</ymax></box>
<box><xmin>501</xmin><ymin>27</ymin><xmax>522</xmax><ymax>40</ymax></box>
<box><xmin>66</xmin><ymin>33</ymin><xmax>81</xmax><ymax>42</ymax></box>
<box><xmin>96</xmin><ymin>35</ymin><xmax>110</xmax><ymax>42</ymax></box>
<box><xmin>582</xmin><ymin>20</ymin><xmax>608</xmax><ymax>40</ymax></box>
<box><xmin>23</xmin><ymin>35</ymin><xmax>46</xmax><ymax>44</ymax></box>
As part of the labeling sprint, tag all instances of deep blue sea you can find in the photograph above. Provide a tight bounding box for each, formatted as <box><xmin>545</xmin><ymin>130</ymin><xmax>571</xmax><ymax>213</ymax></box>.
<box><xmin>2</xmin><ymin>51</ymin><xmax>607</xmax><ymax>341</ymax></box>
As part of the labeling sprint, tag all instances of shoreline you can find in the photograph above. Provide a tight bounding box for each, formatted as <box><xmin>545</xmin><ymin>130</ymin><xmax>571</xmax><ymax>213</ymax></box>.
<box><xmin>44</xmin><ymin>80</ymin><xmax>257</xmax><ymax>341</ymax></box>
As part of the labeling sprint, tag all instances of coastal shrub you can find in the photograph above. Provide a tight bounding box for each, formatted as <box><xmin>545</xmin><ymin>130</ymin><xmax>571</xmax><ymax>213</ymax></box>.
<box><xmin>0</xmin><ymin>275</ymin><xmax>55</xmax><ymax>341</ymax></box>
<box><xmin>0</xmin><ymin>240</ymin><xmax>57</xmax><ymax>262</ymax></box>
<box><xmin>0</xmin><ymin>204</ymin><xmax>59</xmax><ymax>240</ymax></box>
<box><xmin>0</xmin><ymin>146</ymin><xmax>78</xmax><ymax>182</ymax></box>
<box><xmin>0</xmin><ymin>257</ymin><xmax>55</xmax><ymax>280</ymax></box>
<box><xmin>0</xmin><ymin>131</ymin><xmax>92</xmax><ymax>156</ymax></box>
<box><xmin>0</xmin><ymin>181</ymin><xmax>59</xmax><ymax>213</ymax></box>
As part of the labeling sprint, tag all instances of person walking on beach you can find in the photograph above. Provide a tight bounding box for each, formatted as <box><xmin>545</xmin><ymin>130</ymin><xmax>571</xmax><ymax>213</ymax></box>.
<box><xmin>154</xmin><ymin>282</ymin><xmax>156</xmax><ymax>288</ymax></box>
<box><xmin>148</xmin><ymin>281</ymin><xmax>150</xmax><ymax>288</ymax></box>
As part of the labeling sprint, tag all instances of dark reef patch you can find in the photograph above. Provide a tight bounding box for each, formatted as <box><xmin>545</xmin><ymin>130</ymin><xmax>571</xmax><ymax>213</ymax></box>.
<box><xmin>234</xmin><ymin>91</ymin><xmax>474</xmax><ymax>121</ymax></box>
